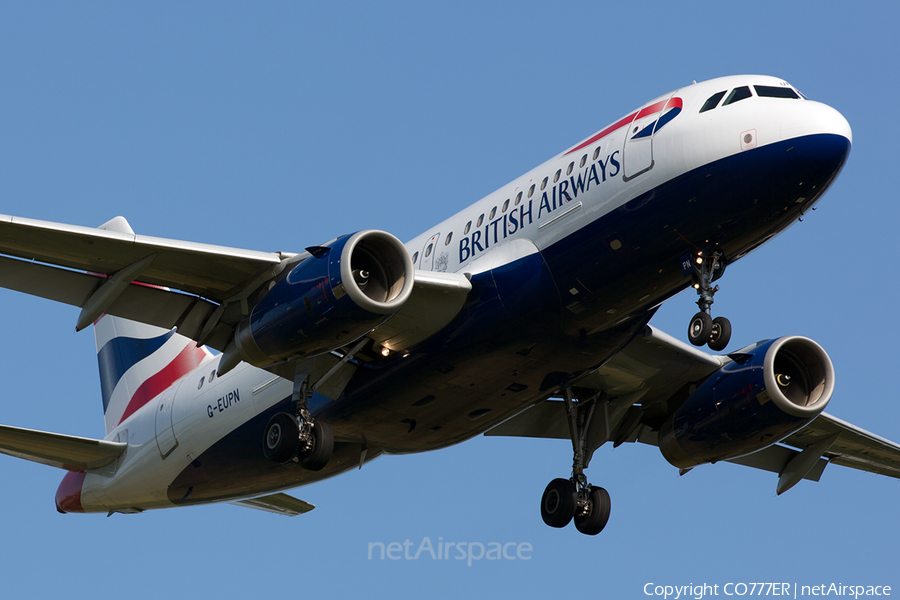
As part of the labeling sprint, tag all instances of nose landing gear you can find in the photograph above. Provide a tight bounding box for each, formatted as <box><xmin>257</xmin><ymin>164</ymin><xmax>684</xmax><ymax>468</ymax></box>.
<box><xmin>687</xmin><ymin>250</ymin><xmax>732</xmax><ymax>352</ymax></box>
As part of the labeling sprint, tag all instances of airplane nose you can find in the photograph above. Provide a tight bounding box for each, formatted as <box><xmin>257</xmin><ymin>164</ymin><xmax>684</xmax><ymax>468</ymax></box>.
<box><xmin>781</xmin><ymin>100</ymin><xmax>853</xmax><ymax>146</ymax></box>
<box><xmin>55</xmin><ymin>471</ymin><xmax>86</xmax><ymax>513</ymax></box>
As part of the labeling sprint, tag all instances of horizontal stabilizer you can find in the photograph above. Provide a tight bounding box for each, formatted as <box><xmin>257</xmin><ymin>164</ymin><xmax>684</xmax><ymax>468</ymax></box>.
<box><xmin>0</xmin><ymin>424</ymin><xmax>126</xmax><ymax>471</ymax></box>
<box><xmin>231</xmin><ymin>492</ymin><xmax>315</xmax><ymax>516</ymax></box>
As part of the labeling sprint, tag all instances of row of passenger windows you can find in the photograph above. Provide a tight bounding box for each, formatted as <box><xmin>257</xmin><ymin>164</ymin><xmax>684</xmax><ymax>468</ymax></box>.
<box><xmin>414</xmin><ymin>145</ymin><xmax>602</xmax><ymax>263</ymax></box>
<box><xmin>699</xmin><ymin>84</ymin><xmax>800</xmax><ymax>113</ymax></box>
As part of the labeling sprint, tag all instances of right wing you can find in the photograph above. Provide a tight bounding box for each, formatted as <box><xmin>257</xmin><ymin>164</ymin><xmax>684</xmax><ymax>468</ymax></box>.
<box><xmin>0</xmin><ymin>214</ymin><xmax>295</xmax><ymax>351</ymax></box>
<box><xmin>0</xmin><ymin>214</ymin><xmax>472</xmax><ymax>363</ymax></box>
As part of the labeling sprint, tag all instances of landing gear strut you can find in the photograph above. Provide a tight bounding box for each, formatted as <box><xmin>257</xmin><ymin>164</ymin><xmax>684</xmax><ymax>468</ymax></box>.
<box><xmin>687</xmin><ymin>250</ymin><xmax>732</xmax><ymax>352</ymax></box>
<box><xmin>540</xmin><ymin>388</ymin><xmax>612</xmax><ymax>536</ymax></box>
<box><xmin>293</xmin><ymin>378</ymin><xmax>334</xmax><ymax>471</ymax></box>
<box><xmin>262</xmin><ymin>376</ymin><xmax>334</xmax><ymax>471</ymax></box>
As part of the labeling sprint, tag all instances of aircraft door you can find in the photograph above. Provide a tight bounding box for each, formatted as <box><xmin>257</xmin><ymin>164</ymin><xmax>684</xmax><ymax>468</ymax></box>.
<box><xmin>622</xmin><ymin>92</ymin><xmax>677</xmax><ymax>182</ymax></box>
<box><xmin>155</xmin><ymin>393</ymin><xmax>179</xmax><ymax>459</ymax></box>
<box><xmin>421</xmin><ymin>233</ymin><xmax>440</xmax><ymax>271</ymax></box>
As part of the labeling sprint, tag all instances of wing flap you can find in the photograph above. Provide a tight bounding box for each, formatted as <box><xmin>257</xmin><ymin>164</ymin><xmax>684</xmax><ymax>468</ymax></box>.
<box><xmin>231</xmin><ymin>492</ymin><xmax>315</xmax><ymax>516</ymax></box>
<box><xmin>0</xmin><ymin>424</ymin><xmax>126</xmax><ymax>472</ymax></box>
<box><xmin>725</xmin><ymin>444</ymin><xmax>828</xmax><ymax>482</ymax></box>
<box><xmin>781</xmin><ymin>413</ymin><xmax>900</xmax><ymax>479</ymax></box>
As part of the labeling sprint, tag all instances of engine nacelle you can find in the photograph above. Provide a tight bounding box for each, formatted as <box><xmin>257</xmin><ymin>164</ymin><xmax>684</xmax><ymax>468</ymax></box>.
<box><xmin>658</xmin><ymin>336</ymin><xmax>834</xmax><ymax>469</ymax></box>
<box><xmin>232</xmin><ymin>230</ymin><xmax>414</xmax><ymax>367</ymax></box>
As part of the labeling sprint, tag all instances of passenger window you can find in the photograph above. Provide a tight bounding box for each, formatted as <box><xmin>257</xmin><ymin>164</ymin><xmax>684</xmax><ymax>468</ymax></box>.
<box><xmin>412</xmin><ymin>251</ymin><xmax>419</xmax><ymax>264</ymax></box>
<box><xmin>566</xmin><ymin>162</ymin><xmax>574</xmax><ymax>175</ymax></box>
<box><xmin>592</xmin><ymin>147</ymin><xmax>601</xmax><ymax>160</ymax></box>
<box><xmin>527</xmin><ymin>184</ymin><xmax>535</xmax><ymax>198</ymax></box>
<box><xmin>515</xmin><ymin>191</ymin><xmax>522</xmax><ymax>205</ymax></box>
<box><xmin>502</xmin><ymin>199</ymin><xmax>509</xmax><ymax>212</ymax></box>
<box><xmin>209</xmin><ymin>370</ymin><xmax>216</xmax><ymax>382</ymax></box>
<box><xmin>754</xmin><ymin>85</ymin><xmax>800</xmax><ymax>99</ymax></box>
<box><xmin>489</xmin><ymin>207</ymin><xmax>496</xmax><ymax>219</ymax></box>
<box><xmin>699</xmin><ymin>91</ymin><xmax>727</xmax><ymax>113</ymax></box>
<box><xmin>198</xmin><ymin>377</ymin><xmax>205</xmax><ymax>390</ymax></box>
<box><xmin>553</xmin><ymin>169</ymin><xmax>561</xmax><ymax>183</ymax></box>
<box><xmin>464</xmin><ymin>221</ymin><xmax>471</xmax><ymax>234</ymax></box>
<box><xmin>723</xmin><ymin>86</ymin><xmax>752</xmax><ymax>106</ymax></box>
<box><xmin>580</xmin><ymin>154</ymin><xmax>587</xmax><ymax>167</ymax></box>
<box><xmin>540</xmin><ymin>177</ymin><xmax>548</xmax><ymax>190</ymax></box>
<box><xmin>477</xmin><ymin>214</ymin><xmax>484</xmax><ymax>227</ymax></box>
<box><xmin>425</xmin><ymin>243</ymin><xmax>433</xmax><ymax>258</ymax></box>
<box><xmin>445</xmin><ymin>232</ymin><xmax>453</xmax><ymax>245</ymax></box>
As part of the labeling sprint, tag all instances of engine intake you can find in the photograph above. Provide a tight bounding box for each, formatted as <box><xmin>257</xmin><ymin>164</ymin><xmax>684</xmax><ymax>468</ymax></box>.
<box><xmin>658</xmin><ymin>336</ymin><xmax>834</xmax><ymax>469</ymax></box>
<box><xmin>231</xmin><ymin>230</ymin><xmax>414</xmax><ymax>367</ymax></box>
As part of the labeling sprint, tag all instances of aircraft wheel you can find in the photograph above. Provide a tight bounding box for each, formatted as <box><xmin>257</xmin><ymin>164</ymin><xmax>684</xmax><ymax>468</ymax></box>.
<box><xmin>300</xmin><ymin>420</ymin><xmax>334</xmax><ymax>471</ymax></box>
<box><xmin>688</xmin><ymin>312</ymin><xmax>713</xmax><ymax>346</ymax></box>
<box><xmin>541</xmin><ymin>478</ymin><xmax>576</xmax><ymax>528</ymax></box>
<box><xmin>708</xmin><ymin>316</ymin><xmax>732</xmax><ymax>352</ymax></box>
<box><xmin>263</xmin><ymin>413</ymin><xmax>299</xmax><ymax>463</ymax></box>
<box><xmin>574</xmin><ymin>486</ymin><xmax>611</xmax><ymax>536</ymax></box>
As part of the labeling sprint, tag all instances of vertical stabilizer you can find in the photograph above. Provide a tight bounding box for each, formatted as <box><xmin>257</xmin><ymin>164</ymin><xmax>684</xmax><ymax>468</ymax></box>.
<box><xmin>95</xmin><ymin>315</ymin><xmax>211</xmax><ymax>434</ymax></box>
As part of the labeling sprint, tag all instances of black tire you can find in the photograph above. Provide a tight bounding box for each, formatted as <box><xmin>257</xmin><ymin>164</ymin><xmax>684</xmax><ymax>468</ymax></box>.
<box><xmin>574</xmin><ymin>486</ymin><xmax>611</xmax><ymax>536</ymax></box>
<box><xmin>688</xmin><ymin>312</ymin><xmax>713</xmax><ymax>346</ymax></box>
<box><xmin>300</xmin><ymin>420</ymin><xmax>334</xmax><ymax>471</ymax></box>
<box><xmin>263</xmin><ymin>413</ymin><xmax>299</xmax><ymax>463</ymax></box>
<box><xmin>708</xmin><ymin>316</ymin><xmax>732</xmax><ymax>352</ymax></box>
<box><xmin>540</xmin><ymin>478</ymin><xmax>576</xmax><ymax>528</ymax></box>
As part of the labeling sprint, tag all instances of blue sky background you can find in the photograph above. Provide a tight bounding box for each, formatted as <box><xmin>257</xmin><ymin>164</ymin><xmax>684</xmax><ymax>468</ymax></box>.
<box><xmin>0</xmin><ymin>2</ymin><xmax>897</xmax><ymax>598</ymax></box>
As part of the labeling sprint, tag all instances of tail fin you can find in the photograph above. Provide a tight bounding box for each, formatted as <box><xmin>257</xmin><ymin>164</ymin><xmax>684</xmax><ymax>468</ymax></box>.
<box><xmin>95</xmin><ymin>315</ymin><xmax>211</xmax><ymax>434</ymax></box>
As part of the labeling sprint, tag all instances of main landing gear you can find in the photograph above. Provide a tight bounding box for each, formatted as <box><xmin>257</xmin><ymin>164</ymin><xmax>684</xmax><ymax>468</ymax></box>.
<box><xmin>263</xmin><ymin>377</ymin><xmax>334</xmax><ymax>471</ymax></box>
<box><xmin>540</xmin><ymin>388</ymin><xmax>612</xmax><ymax>536</ymax></box>
<box><xmin>687</xmin><ymin>250</ymin><xmax>732</xmax><ymax>352</ymax></box>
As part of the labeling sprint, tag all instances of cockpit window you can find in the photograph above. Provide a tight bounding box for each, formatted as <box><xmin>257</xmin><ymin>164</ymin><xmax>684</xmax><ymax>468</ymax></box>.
<box><xmin>699</xmin><ymin>91</ymin><xmax>727</xmax><ymax>113</ymax></box>
<box><xmin>723</xmin><ymin>86</ymin><xmax>752</xmax><ymax>106</ymax></box>
<box><xmin>754</xmin><ymin>85</ymin><xmax>800</xmax><ymax>99</ymax></box>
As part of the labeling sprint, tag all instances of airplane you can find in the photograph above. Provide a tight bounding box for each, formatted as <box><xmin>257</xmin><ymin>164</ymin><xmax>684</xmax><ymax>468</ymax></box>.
<box><xmin>0</xmin><ymin>74</ymin><xmax>897</xmax><ymax>535</ymax></box>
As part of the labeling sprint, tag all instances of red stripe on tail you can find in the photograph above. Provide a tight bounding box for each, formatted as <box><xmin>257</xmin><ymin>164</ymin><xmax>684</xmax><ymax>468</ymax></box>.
<box><xmin>117</xmin><ymin>344</ymin><xmax>207</xmax><ymax>425</ymax></box>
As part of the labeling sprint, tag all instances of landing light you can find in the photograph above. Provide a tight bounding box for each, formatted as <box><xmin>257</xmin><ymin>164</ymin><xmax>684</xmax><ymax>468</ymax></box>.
<box><xmin>381</xmin><ymin>346</ymin><xmax>391</xmax><ymax>357</ymax></box>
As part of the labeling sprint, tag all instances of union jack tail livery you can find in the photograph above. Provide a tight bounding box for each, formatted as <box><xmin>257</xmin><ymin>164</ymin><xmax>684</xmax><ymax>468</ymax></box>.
<box><xmin>95</xmin><ymin>315</ymin><xmax>211</xmax><ymax>435</ymax></box>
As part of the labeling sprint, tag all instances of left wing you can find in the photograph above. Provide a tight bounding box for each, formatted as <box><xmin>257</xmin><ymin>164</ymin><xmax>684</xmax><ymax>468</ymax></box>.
<box><xmin>487</xmin><ymin>325</ymin><xmax>900</xmax><ymax>493</ymax></box>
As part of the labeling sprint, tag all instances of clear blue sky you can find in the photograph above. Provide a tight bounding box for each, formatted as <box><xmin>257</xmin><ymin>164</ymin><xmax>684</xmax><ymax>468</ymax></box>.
<box><xmin>0</xmin><ymin>2</ymin><xmax>897</xmax><ymax>598</ymax></box>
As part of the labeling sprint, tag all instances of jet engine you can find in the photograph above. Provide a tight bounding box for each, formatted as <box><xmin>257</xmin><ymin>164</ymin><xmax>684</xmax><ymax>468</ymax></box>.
<box><xmin>230</xmin><ymin>230</ymin><xmax>414</xmax><ymax>368</ymax></box>
<box><xmin>658</xmin><ymin>336</ymin><xmax>834</xmax><ymax>469</ymax></box>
